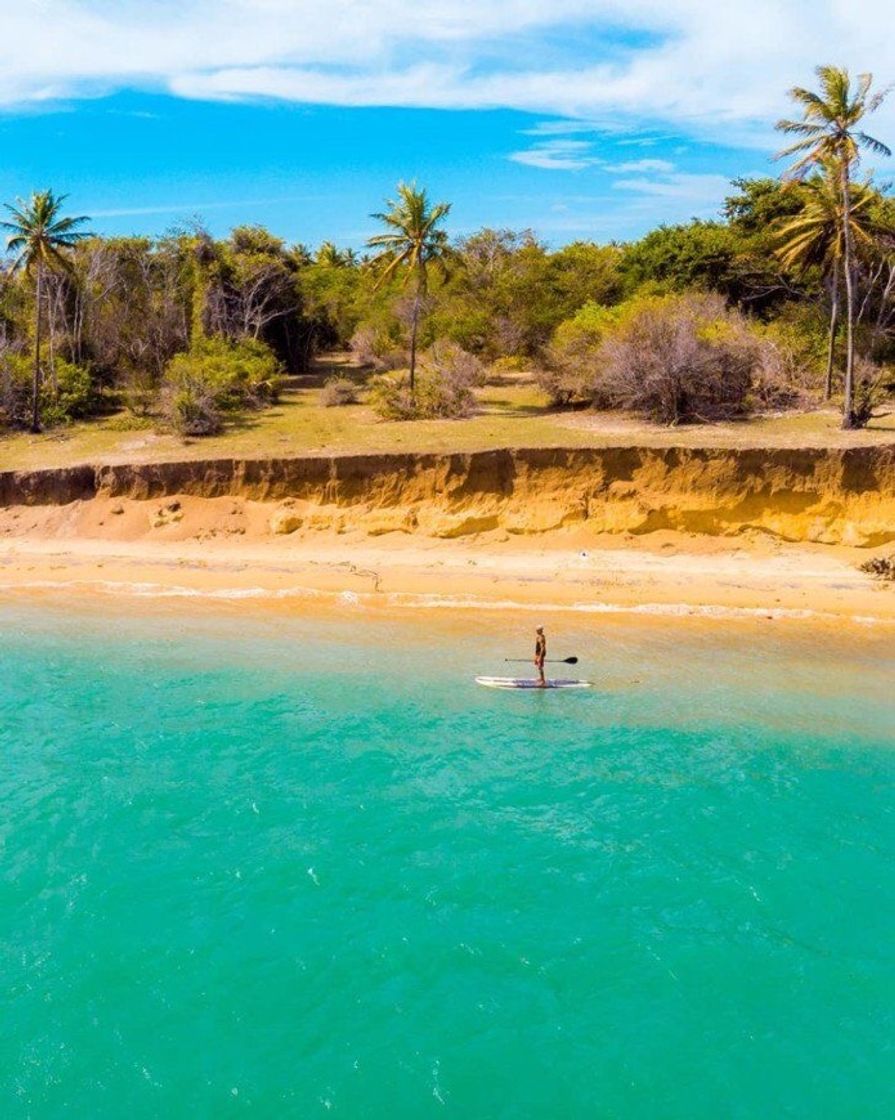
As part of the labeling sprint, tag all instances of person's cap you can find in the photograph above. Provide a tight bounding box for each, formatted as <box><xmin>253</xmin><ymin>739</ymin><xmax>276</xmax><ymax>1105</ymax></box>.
<box><xmin>536</xmin><ymin>626</ymin><xmax>544</xmax><ymax>632</ymax></box>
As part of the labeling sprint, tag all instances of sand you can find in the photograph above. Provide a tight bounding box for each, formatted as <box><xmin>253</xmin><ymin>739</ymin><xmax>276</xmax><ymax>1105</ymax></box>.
<box><xmin>0</xmin><ymin>491</ymin><xmax>892</xmax><ymax>625</ymax></box>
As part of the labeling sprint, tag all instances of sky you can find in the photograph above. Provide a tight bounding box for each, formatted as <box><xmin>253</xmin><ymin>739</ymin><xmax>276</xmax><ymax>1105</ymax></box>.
<box><xmin>0</xmin><ymin>0</ymin><xmax>893</xmax><ymax>250</ymax></box>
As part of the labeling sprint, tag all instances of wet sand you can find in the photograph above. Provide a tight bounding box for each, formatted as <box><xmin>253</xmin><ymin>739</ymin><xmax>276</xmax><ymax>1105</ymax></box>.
<box><xmin>1</xmin><ymin>524</ymin><xmax>892</xmax><ymax>626</ymax></box>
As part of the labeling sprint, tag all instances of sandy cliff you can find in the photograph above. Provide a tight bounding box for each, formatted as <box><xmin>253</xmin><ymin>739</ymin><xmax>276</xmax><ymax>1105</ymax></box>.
<box><xmin>1</xmin><ymin>445</ymin><xmax>894</xmax><ymax>546</ymax></box>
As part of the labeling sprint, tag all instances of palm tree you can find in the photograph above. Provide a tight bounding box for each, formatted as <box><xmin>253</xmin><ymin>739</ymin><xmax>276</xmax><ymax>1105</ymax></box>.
<box><xmin>776</xmin><ymin>167</ymin><xmax>877</xmax><ymax>398</ymax></box>
<box><xmin>367</xmin><ymin>182</ymin><xmax>452</xmax><ymax>393</ymax></box>
<box><xmin>289</xmin><ymin>242</ymin><xmax>313</xmax><ymax>268</ymax></box>
<box><xmin>776</xmin><ymin>66</ymin><xmax>891</xmax><ymax>428</ymax></box>
<box><xmin>316</xmin><ymin>241</ymin><xmax>346</xmax><ymax>268</ymax></box>
<box><xmin>1</xmin><ymin>190</ymin><xmax>89</xmax><ymax>431</ymax></box>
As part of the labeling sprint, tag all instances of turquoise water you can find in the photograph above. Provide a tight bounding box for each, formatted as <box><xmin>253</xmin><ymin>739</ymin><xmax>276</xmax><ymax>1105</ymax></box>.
<box><xmin>2</xmin><ymin>600</ymin><xmax>894</xmax><ymax>1118</ymax></box>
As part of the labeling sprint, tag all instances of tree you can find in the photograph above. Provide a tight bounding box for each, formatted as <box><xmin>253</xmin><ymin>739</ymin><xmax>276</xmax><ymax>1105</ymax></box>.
<box><xmin>776</xmin><ymin>65</ymin><xmax>891</xmax><ymax>428</ymax></box>
<box><xmin>620</xmin><ymin>221</ymin><xmax>739</xmax><ymax>295</ymax></box>
<box><xmin>316</xmin><ymin>241</ymin><xmax>355</xmax><ymax>268</ymax></box>
<box><xmin>724</xmin><ymin>177</ymin><xmax>805</xmax><ymax>236</ymax></box>
<box><xmin>367</xmin><ymin>182</ymin><xmax>452</xmax><ymax>393</ymax></box>
<box><xmin>775</xmin><ymin>167</ymin><xmax>877</xmax><ymax>397</ymax></box>
<box><xmin>1</xmin><ymin>190</ymin><xmax>89</xmax><ymax>431</ymax></box>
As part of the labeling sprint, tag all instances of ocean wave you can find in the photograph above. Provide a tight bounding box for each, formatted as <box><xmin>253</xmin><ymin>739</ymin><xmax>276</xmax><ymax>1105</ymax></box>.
<box><xmin>0</xmin><ymin>578</ymin><xmax>327</xmax><ymax>601</ymax></box>
<box><xmin>386</xmin><ymin>593</ymin><xmax>892</xmax><ymax>626</ymax></box>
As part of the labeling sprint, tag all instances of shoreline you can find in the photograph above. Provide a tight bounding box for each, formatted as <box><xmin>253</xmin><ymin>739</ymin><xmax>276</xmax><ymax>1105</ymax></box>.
<box><xmin>2</xmin><ymin>530</ymin><xmax>893</xmax><ymax>627</ymax></box>
<box><xmin>3</xmin><ymin>442</ymin><xmax>893</xmax><ymax>627</ymax></box>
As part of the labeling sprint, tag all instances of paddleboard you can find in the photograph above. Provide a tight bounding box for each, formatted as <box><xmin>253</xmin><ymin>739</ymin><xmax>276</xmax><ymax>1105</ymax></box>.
<box><xmin>475</xmin><ymin>676</ymin><xmax>592</xmax><ymax>690</ymax></box>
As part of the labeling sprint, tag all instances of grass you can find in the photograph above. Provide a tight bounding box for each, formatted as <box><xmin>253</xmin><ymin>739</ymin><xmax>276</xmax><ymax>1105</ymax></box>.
<box><xmin>2</xmin><ymin>361</ymin><xmax>894</xmax><ymax>471</ymax></box>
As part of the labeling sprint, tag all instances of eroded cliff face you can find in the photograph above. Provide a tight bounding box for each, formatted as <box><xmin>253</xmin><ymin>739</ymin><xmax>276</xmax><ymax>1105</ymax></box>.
<box><xmin>1</xmin><ymin>445</ymin><xmax>894</xmax><ymax>546</ymax></box>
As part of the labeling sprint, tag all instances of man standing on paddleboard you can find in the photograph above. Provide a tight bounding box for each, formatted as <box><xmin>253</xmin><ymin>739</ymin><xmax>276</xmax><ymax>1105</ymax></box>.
<box><xmin>535</xmin><ymin>627</ymin><xmax>547</xmax><ymax>687</ymax></box>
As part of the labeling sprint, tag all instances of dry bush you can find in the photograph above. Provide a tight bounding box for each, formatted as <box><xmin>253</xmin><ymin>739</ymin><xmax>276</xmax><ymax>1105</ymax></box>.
<box><xmin>850</xmin><ymin>357</ymin><xmax>890</xmax><ymax>429</ymax></box>
<box><xmin>750</xmin><ymin>337</ymin><xmax>807</xmax><ymax>411</ymax></box>
<box><xmin>320</xmin><ymin>376</ymin><xmax>360</xmax><ymax>407</ymax></box>
<box><xmin>349</xmin><ymin>325</ymin><xmax>379</xmax><ymax>367</ymax></box>
<box><xmin>368</xmin><ymin>372</ymin><xmax>476</xmax><ymax>421</ymax></box>
<box><xmin>368</xmin><ymin>345</ymin><xmax>480</xmax><ymax>421</ymax></box>
<box><xmin>860</xmin><ymin>554</ymin><xmax>895</xmax><ymax>581</ymax></box>
<box><xmin>597</xmin><ymin>293</ymin><xmax>782</xmax><ymax>424</ymax></box>
<box><xmin>423</xmin><ymin>340</ymin><xmax>486</xmax><ymax>389</ymax></box>
<box><xmin>159</xmin><ymin>381</ymin><xmax>222</xmax><ymax>436</ymax></box>
<box><xmin>367</xmin><ymin>375</ymin><xmax>417</xmax><ymax>420</ymax></box>
<box><xmin>349</xmin><ymin>325</ymin><xmax>407</xmax><ymax>371</ymax></box>
<box><xmin>538</xmin><ymin>334</ymin><xmax>604</xmax><ymax>407</ymax></box>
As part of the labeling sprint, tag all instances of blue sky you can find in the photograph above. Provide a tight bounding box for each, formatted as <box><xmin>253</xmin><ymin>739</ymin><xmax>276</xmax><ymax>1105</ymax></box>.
<box><xmin>0</xmin><ymin>93</ymin><xmax>762</xmax><ymax>248</ymax></box>
<box><xmin>0</xmin><ymin>1</ymin><xmax>891</xmax><ymax>251</ymax></box>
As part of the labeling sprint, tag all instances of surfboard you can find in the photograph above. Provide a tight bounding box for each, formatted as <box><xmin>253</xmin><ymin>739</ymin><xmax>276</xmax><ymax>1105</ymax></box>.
<box><xmin>475</xmin><ymin>676</ymin><xmax>592</xmax><ymax>690</ymax></box>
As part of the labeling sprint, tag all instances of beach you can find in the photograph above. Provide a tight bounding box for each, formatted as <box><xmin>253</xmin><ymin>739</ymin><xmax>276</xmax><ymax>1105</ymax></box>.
<box><xmin>1</xmin><ymin>444</ymin><xmax>894</xmax><ymax>625</ymax></box>
<box><xmin>1</xmin><ymin>512</ymin><xmax>893</xmax><ymax>625</ymax></box>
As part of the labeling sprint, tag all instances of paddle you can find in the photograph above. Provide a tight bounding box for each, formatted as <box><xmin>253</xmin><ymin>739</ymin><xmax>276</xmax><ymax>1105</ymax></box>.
<box><xmin>504</xmin><ymin>656</ymin><xmax>578</xmax><ymax>665</ymax></box>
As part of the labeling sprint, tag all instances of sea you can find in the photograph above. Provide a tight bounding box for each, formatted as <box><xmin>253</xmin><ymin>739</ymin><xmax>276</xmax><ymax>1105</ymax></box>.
<box><xmin>2</xmin><ymin>597</ymin><xmax>894</xmax><ymax>1118</ymax></box>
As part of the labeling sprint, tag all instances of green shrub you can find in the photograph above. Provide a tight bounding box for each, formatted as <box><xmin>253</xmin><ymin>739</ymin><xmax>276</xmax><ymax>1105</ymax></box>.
<box><xmin>368</xmin><ymin>365</ymin><xmax>476</xmax><ymax>421</ymax></box>
<box><xmin>368</xmin><ymin>374</ymin><xmax>417</xmax><ymax>420</ymax></box>
<box><xmin>163</xmin><ymin>337</ymin><xmax>283</xmax><ymax>414</ymax></box>
<box><xmin>538</xmin><ymin>301</ymin><xmax>625</xmax><ymax>406</ymax></box>
<box><xmin>755</xmin><ymin>305</ymin><xmax>829</xmax><ymax>394</ymax></box>
<box><xmin>122</xmin><ymin>369</ymin><xmax>158</xmax><ymax>417</ymax></box>
<box><xmin>159</xmin><ymin>337</ymin><xmax>283</xmax><ymax>436</ymax></box>
<box><xmin>490</xmin><ymin>355</ymin><xmax>530</xmax><ymax>375</ymax></box>
<box><xmin>321</xmin><ymin>376</ymin><xmax>360</xmax><ymax>406</ymax></box>
<box><xmin>161</xmin><ymin>382</ymin><xmax>222</xmax><ymax>436</ymax></box>
<box><xmin>0</xmin><ymin>355</ymin><xmax>95</xmax><ymax>429</ymax></box>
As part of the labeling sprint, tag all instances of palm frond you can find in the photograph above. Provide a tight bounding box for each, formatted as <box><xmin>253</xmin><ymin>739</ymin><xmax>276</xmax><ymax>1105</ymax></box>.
<box><xmin>775</xmin><ymin>120</ymin><xmax>826</xmax><ymax>138</ymax></box>
<box><xmin>856</xmin><ymin>131</ymin><xmax>892</xmax><ymax>158</ymax></box>
<box><xmin>786</xmin><ymin>86</ymin><xmax>833</xmax><ymax>119</ymax></box>
<box><xmin>366</xmin><ymin>181</ymin><xmax>452</xmax><ymax>293</ymax></box>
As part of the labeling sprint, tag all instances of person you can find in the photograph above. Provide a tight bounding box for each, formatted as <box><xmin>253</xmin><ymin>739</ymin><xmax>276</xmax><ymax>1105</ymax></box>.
<box><xmin>534</xmin><ymin>626</ymin><xmax>547</xmax><ymax>687</ymax></box>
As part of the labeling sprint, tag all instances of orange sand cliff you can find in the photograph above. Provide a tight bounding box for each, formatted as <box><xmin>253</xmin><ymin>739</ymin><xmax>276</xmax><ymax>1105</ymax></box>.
<box><xmin>2</xmin><ymin>444</ymin><xmax>895</xmax><ymax>546</ymax></box>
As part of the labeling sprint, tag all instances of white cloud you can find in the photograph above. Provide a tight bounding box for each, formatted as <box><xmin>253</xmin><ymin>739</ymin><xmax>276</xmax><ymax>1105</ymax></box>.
<box><xmin>606</xmin><ymin>158</ymin><xmax>675</xmax><ymax>173</ymax></box>
<box><xmin>509</xmin><ymin>139</ymin><xmax>603</xmax><ymax>170</ymax></box>
<box><xmin>612</xmin><ymin>171</ymin><xmax>732</xmax><ymax>205</ymax></box>
<box><xmin>0</xmin><ymin>1</ymin><xmax>892</xmax><ymax>156</ymax></box>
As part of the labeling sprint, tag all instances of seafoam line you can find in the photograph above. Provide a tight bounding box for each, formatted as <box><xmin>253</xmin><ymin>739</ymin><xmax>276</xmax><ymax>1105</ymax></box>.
<box><xmin>0</xmin><ymin>578</ymin><xmax>890</xmax><ymax>626</ymax></box>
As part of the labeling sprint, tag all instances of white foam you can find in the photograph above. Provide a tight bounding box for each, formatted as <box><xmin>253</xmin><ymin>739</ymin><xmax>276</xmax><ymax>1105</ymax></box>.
<box><xmin>1</xmin><ymin>578</ymin><xmax>891</xmax><ymax>627</ymax></box>
<box><xmin>386</xmin><ymin>592</ymin><xmax>893</xmax><ymax>626</ymax></box>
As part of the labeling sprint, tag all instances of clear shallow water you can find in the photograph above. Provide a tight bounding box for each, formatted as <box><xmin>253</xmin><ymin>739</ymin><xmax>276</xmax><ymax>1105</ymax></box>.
<box><xmin>2</xmin><ymin>601</ymin><xmax>894</xmax><ymax>1119</ymax></box>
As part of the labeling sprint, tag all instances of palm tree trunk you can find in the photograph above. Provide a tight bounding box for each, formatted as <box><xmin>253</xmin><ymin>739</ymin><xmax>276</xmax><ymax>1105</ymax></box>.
<box><xmin>409</xmin><ymin>293</ymin><xmax>420</xmax><ymax>395</ymax></box>
<box><xmin>408</xmin><ymin>261</ymin><xmax>427</xmax><ymax>398</ymax></box>
<box><xmin>47</xmin><ymin>274</ymin><xmax>58</xmax><ymax>396</ymax></box>
<box><xmin>31</xmin><ymin>261</ymin><xmax>43</xmax><ymax>433</ymax></box>
<box><xmin>825</xmin><ymin>270</ymin><xmax>839</xmax><ymax>401</ymax></box>
<box><xmin>840</xmin><ymin>160</ymin><xmax>857</xmax><ymax>429</ymax></box>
